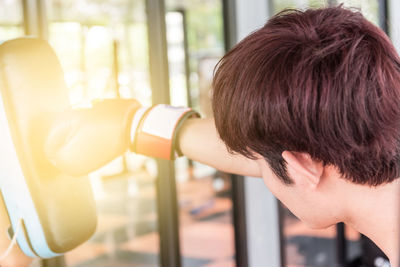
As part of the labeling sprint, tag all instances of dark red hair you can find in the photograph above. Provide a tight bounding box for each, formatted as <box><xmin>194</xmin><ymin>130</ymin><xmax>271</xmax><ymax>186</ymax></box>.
<box><xmin>212</xmin><ymin>6</ymin><xmax>400</xmax><ymax>185</ymax></box>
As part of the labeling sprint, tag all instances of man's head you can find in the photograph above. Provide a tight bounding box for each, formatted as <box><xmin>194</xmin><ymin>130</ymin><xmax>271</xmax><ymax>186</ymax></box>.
<box><xmin>212</xmin><ymin>6</ymin><xmax>400</xmax><ymax>227</ymax></box>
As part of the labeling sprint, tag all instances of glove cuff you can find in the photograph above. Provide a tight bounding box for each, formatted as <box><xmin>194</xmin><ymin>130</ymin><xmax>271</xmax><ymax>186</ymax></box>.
<box><xmin>130</xmin><ymin>104</ymin><xmax>200</xmax><ymax>160</ymax></box>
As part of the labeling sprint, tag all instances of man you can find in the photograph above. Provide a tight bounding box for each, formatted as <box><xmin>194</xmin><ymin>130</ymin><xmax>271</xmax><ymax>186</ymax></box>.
<box><xmin>2</xmin><ymin>5</ymin><xmax>399</xmax><ymax>267</ymax></box>
<box><xmin>180</xmin><ymin>6</ymin><xmax>400</xmax><ymax>265</ymax></box>
<box><xmin>186</xmin><ymin>6</ymin><xmax>400</xmax><ymax>265</ymax></box>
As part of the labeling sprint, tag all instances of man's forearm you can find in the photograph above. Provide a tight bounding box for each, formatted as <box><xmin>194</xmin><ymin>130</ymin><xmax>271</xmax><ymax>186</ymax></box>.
<box><xmin>178</xmin><ymin>118</ymin><xmax>261</xmax><ymax>177</ymax></box>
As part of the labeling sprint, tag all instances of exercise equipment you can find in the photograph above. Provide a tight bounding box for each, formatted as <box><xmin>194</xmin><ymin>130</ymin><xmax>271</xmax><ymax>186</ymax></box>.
<box><xmin>0</xmin><ymin>38</ymin><xmax>97</xmax><ymax>258</ymax></box>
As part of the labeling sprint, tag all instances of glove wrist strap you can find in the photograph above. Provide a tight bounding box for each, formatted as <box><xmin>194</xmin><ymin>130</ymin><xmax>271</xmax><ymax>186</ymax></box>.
<box><xmin>130</xmin><ymin>104</ymin><xmax>200</xmax><ymax>160</ymax></box>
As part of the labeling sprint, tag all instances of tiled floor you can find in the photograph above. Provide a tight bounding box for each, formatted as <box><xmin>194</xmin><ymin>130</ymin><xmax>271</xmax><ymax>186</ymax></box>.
<box><xmin>64</xmin><ymin>167</ymin><xmax>236</xmax><ymax>267</ymax></box>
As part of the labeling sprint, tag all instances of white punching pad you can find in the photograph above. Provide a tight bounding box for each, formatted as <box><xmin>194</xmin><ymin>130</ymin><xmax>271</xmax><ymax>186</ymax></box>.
<box><xmin>0</xmin><ymin>38</ymin><xmax>97</xmax><ymax>258</ymax></box>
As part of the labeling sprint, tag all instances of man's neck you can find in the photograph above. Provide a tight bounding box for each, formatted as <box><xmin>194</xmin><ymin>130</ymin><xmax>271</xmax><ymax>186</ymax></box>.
<box><xmin>344</xmin><ymin>179</ymin><xmax>400</xmax><ymax>266</ymax></box>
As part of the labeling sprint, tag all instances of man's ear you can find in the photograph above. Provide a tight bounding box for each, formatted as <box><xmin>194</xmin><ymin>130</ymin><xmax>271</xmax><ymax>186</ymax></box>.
<box><xmin>282</xmin><ymin>151</ymin><xmax>324</xmax><ymax>188</ymax></box>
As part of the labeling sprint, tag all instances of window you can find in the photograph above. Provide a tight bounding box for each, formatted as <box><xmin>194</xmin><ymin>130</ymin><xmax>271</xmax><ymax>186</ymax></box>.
<box><xmin>46</xmin><ymin>1</ymin><xmax>160</xmax><ymax>266</ymax></box>
<box><xmin>0</xmin><ymin>0</ymin><xmax>23</xmax><ymax>41</ymax></box>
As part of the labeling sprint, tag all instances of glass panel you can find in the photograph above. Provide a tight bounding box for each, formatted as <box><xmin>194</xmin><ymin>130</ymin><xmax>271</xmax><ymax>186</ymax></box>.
<box><xmin>271</xmin><ymin>1</ymin><xmax>381</xmax><ymax>266</ymax></box>
<box><xmin>47</xmin><ymin>0</ymin><xmax>150</xmax><ymax>106</ymax></box>
<box><xmin>341</xmin><ymin>0</ymin><xmax>379</xmax><ymax>26</ymax></box>
<box><xmin>273</xmin><ymin>0</ymin><xmax>379</xmax><ymax>27</ymax></box>
<box><xmin>166</xmin><ymin>1</ymin><xmax>235</xmax><ymax>266</ymax></box>
<box><xmin>273</xmin><ymin>0</ymin><xmax>326</xmax><ymax>12</ymax></box>
<box><xmin>0</xmin><ymin>0</ymin><xmax>24</xmax><ymax>41</ymax></box>
<box><xmin>46</xmin><ymin>0</ymin><xmax>160</xmax><ymax>266</ymax></box>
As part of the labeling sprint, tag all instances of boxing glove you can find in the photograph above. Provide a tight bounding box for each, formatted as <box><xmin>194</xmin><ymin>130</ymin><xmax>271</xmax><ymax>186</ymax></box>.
<box><xmin>45</xmin><ymin>100</ymin><xmax>199</xmax><ymax>176</ymax></box>
<box><xmin>45</xmin><ymin>99</ymin><xmax>141</xmax><ymax>176</ymax></box>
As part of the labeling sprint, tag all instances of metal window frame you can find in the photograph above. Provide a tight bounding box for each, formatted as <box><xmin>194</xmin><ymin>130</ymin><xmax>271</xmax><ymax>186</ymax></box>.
<box><xmin>22</xmin><ymin>0</ymin><xmax>39</xmax><ymax>36</ymax></box>
<box><xmin>172</xmin><ymin>8</ymin><xmax>192</xmax><ymax>108</ymax></box>
<box><xmin>221</xmin><ymin>2</ymin><xmax>250</xmax><ymax>267</ymax></box>
<box><xmin>145</xmin><ymin>1</ymin><xmax>181</xmax><ymax>267</ymax></box>
<box><xmin>22</xmin><ymin>0</ymin><xmax>47</xmax><ymax>39</ymax></box>
<box><xmin>378</xmin><ymin>0</ymin><xmax>389</xmax><ymax>34</ymax></box>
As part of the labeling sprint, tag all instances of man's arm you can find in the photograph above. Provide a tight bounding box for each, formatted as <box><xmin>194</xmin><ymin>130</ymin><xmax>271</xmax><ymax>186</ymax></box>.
<box><xmin>179</xmin><ymin>118</ymin><xmax>262</xmax><ymax>177</ymax></box>
<box><xmin>45</xmin><ymin>104</ymin><xmax>262</xmax><ymax>177</ymax></box>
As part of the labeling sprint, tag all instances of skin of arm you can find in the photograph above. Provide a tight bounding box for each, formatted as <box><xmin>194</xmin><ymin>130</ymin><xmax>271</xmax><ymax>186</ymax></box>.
<box><xmin>178</xmin><ymin>117</ymin><xmax>262</xmax><ymax>178</ymax></box>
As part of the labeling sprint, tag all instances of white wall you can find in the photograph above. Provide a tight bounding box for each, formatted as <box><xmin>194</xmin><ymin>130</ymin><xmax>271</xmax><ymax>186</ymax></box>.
<box><xmin>388</xmin><ymin>0</ymin><xmax>400</xmax><ymax>53</ymax></box>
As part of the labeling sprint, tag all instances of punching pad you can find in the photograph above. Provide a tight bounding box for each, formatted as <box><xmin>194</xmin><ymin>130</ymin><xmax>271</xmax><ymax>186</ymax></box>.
<box><xmin>0</xmin><ymin>38</ymin><xmax>97</xmax><ymax>258</ymax></box>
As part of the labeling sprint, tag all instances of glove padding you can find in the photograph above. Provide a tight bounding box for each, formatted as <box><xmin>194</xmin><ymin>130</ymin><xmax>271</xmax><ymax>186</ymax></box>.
<box><xmin>45</xmin><ymin>99</ymin><xmax>141</xmax><ymax>176</ymax></box>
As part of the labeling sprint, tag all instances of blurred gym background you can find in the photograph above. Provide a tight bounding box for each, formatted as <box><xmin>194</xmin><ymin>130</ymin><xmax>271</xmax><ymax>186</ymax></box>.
<box><xmin>0</xmin><ymin>0</ymin><xmax>397</xmax><ymax>266</ymax></box>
